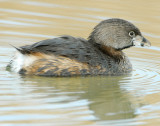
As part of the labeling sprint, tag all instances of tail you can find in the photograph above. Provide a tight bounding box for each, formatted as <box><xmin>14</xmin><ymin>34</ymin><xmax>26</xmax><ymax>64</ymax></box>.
<box><xmin>10</xmin><ymin>44</ymin><xmax>30</xmax><ymax>54</ymax></box>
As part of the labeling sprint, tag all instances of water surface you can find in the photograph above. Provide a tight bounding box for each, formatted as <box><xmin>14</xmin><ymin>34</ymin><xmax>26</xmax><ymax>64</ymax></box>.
<box><xmin>0</xmin><ymin>0</ymin><xmax>160</xmax><ymax>125</ymax></box>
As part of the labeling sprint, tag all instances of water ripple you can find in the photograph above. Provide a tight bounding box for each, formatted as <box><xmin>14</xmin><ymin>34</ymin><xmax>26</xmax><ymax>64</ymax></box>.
<box><xmin>120</xmin><ymin>51</ymin><xmax>160</xmax><ymax>96</ymax></box>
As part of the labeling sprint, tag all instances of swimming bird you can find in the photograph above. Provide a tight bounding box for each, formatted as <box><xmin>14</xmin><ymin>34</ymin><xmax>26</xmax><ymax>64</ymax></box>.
<box><xmin>7</xmin><ymin>18</ymin><xmax>151</xmax><ymax>76</ymax></box>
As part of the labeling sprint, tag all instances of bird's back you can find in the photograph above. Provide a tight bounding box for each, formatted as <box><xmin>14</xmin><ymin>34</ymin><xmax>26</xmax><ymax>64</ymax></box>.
<box><xmin>20</xmin><ymin>35</ymin><xmax>107</xmax><ymax>66</ymax></box>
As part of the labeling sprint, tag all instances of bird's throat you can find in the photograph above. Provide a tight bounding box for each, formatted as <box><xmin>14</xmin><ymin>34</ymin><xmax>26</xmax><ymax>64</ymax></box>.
<box><xmin>99</xmin><ymin>45</ymin><xmax>123</xmax><ymax>60</ymax></box>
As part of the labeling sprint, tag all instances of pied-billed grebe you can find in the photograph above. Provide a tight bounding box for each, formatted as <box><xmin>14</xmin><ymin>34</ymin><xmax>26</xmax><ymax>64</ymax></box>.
<box><xmin>7</xmin><ymin>18</ymin><xmax>151</xmax><ymax>76</ymax></box>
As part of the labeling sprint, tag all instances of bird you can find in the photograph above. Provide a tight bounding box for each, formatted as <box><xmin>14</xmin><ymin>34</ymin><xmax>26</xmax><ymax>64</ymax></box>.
<box><xmin>7</xmin><ymin>18</ymin><xmax>151</xmax><ymax>77</ymax></box>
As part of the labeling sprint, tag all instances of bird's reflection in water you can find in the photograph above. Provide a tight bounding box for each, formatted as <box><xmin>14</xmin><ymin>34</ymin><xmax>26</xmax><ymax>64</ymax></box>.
<box><xmin>22</xmin><ymin>74</ymin><xmax>136</xmax><ymax>121</ymax></box>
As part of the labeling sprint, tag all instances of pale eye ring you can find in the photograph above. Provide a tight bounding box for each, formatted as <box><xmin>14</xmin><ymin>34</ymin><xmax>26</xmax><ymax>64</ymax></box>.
<box><xmin>129</xmin><ymin>31</ymin><xmax>135</xmax><ymax>37</ymax></box>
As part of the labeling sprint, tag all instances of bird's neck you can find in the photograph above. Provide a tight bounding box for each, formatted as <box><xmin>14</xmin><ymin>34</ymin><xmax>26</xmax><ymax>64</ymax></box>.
<box><xmin>88</xmin><ymin>38</ymin><xmax>124</xmax><ymax>60</ymax></box>
<box><xmin>96</xmin><ymin>44</ymin><xmax>124</xmax><ymax>61</ymax></box>
<box><xmin>101</xmin><ymin>45</ymin><xmax>122</xmax><ymax>56</ymax></box>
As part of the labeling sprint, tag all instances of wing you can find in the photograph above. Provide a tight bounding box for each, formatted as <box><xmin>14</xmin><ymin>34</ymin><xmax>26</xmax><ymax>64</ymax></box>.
<box><xmin>19</xmin><ymin>35</ymin><xmax>106</xmax><ymax>66</ymax></box>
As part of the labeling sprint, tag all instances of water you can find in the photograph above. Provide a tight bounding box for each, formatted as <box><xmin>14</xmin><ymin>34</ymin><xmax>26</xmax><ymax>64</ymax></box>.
<box><xmin>0</xmin><ymin>0</ymin><xmax>160</xmax><ymax>125</ymax></box>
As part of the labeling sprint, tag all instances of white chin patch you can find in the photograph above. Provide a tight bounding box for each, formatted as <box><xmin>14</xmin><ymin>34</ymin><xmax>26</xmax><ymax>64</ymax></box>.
<box><xmin>133</xmin><ymin>41</ymin><xmax>141</xmax><ymax>46</ymax></box>
<box><xmin>132</xmin><ymin>35</ymin><xmax>143</xmax><ymax>46</ymax></box>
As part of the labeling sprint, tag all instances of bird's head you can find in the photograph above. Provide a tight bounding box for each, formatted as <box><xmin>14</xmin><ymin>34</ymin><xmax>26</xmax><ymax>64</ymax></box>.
<box><xmin>89</xmin><ymin>18</ymin><xmax>151</xmax><ymax>50</ymax></box>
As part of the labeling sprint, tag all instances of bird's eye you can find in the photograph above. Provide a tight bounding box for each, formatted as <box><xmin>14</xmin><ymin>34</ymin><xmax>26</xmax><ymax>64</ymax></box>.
<box><xmin>129</xmin><ymin>31</ymin><xmax>135</xmax><ymax>37</ymax></box>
